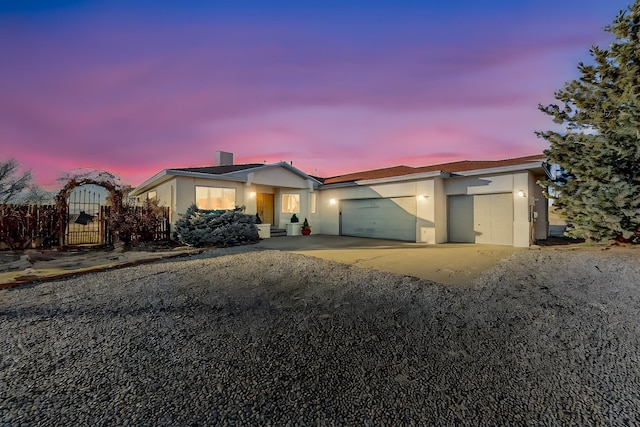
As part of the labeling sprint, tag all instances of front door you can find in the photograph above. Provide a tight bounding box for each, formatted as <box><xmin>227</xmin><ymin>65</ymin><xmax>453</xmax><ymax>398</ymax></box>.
<box><xmin>256</xmin><ymin>193</ymin><xmax>274</xmax><ymax>225</ymax></box>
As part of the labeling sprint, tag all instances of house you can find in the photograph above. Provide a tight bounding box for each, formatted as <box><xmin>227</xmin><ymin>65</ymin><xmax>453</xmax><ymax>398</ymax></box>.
<box><xmin>131</xmin><ymin>151</ymin><xmax>321</xmax><ymax>233</ymax></box>
<box><xmin>131</xmin><ymin>151</ymin><xmax>549</xmax><ymax>247</ymax></box>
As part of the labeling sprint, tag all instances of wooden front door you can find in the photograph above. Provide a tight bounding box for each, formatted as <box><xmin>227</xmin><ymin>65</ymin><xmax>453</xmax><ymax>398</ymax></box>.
<box><xmin>256</xmin><ymin>193</ymin><xmax>274</xmax><ymax>224</ymax></box>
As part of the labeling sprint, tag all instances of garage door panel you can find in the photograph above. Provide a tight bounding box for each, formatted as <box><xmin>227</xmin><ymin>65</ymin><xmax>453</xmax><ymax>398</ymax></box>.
<box><xmin>341</xmin><ymin>198</ymin><xmax>416</xmax><ymax>241</ymax></box>
<box><xmin>488</xmin><ymin>193</ymin><xmax>513</xmax><ymax>246</ymax></box>
<box><xmin>448</xmin><ymin>195</ymin><xmax>474</xmax><ymax>243</ymax></box>
<box><xmin>474</xmin><ymin>195</ymin><xmax>492</xmax><ymax>244</ymax></box>
<box><xmin>449</xmin><ymin>193</ymin><xmax>513</xmax><ymax>246</ymax></box>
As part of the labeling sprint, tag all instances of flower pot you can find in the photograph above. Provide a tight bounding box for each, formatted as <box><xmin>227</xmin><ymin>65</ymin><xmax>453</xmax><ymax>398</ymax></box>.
<box><xmin>301</xmin><ymin>228</ymin><xmax>311</xmax><ymax>235</ymax></box>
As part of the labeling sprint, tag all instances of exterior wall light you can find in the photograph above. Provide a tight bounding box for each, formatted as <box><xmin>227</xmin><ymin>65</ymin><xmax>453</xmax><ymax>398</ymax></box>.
<box><xmin>329</xmin><ymin>198</ymin><xmax>337</xmax><ymax>205</ymax></box>
<box><xmin>517</xmin><ymin>190</ymin><xmax>526</xmax><ymax>198</ymax></box>
<box><xmin>417</xmin><ymin>194</ymin><xmax>427</xmax><ymax>200</ymax></box>
<box><xmin>249</xmin><ymin>191</ymin><xmax>256</xmax><ymax>198</ymax></box>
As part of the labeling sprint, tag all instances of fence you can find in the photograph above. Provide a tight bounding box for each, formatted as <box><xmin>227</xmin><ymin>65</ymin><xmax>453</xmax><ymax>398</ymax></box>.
<box><xmin>0</xmin><ymin>204</ymin><xmax>62</xmax><ymax>250</ymax></box>
<box><xmin>0</xmin><ymin>204</ymin><xmax>171</xmax><ymax>250</ymax></box>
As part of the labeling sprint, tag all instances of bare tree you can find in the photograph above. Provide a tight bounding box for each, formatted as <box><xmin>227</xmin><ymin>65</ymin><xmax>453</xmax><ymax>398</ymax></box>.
<box><xmin>21</xmin><ymin>186</ymin><xmax>56</xmax><ymax>205</ymax></box>
<box><xmin>0</xmin><ymin>158</ymin><xmax>33</xmax><ymax>204</ymax></box>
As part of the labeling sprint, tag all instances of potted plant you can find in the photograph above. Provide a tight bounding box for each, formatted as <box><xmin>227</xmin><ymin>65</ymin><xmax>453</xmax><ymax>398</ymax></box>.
<box><xmin>301</xmin><ymin>217</ymin><xmax>311</xmax><ymax>235</ymax></box>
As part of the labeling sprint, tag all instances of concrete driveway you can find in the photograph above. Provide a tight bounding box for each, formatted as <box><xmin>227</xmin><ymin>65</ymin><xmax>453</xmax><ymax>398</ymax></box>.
<box><xmin>255</xmin><ymin>234</ymin><xmax>522</xmax><ymax>286</ymax></box>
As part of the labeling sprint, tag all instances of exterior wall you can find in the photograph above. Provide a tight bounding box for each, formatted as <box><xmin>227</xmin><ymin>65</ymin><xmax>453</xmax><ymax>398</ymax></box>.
<box><xmin>317</xmin><ymin>170</ymin><xmax>543</xmax><ymax>247</ymax></box>
<box><xmin>416</xmin><ymin>180</ymin><xmax>435</xmax><ymax>243</ymax></box>
<box><xmin>444</xmin><ymin>172</ymin><xmax>516</xmax><ymax>195</ymax></box>
<box><xmin>308</xmin><ymin>191</ymin><xmax>320</xmax><ymax>234</ymax></box>
<box><xmin>138</xmin><ymin>178</ymin><xmax>177</xmax><ymax>223</ymax></box>
<box><xmin>316</xmin><ymin>180</ymin><xmax>440</xmax><ymax>243</ymax></box>
<box><xmin>316</xmin><ymin>189</ymin><xmax>341</xmax><ymax>236</ymax></box>
<box><xmin>174</xmin><ymin>177</ymin><xmax>245</xmax><ymax>223</ymax></box>
<box><xmin>275</xmin><ymin>188</ymin><xmax>314</xmax><ymax>229</ymax></box>
<box><xmin>251</xmin><ymin>168</ymin><xmax>310</xmax><ymax>188</ymax></box>
<box><xmin>242</xmin><ymin>184</ymin><xmax>313</xmax><ymax>228</ymax></box>
<box><xmin>152</xmin><ymin>179</ymin><xmax>177</xmax><ymax>223</ymax></box>
<box><xmin>249</xmin><ymin>169</ymin><xmax>315</xmax><ymax>228</ymax></box>
<box><xmin>512</xmin><ymin>173</ymin><xmax>531</xmax><ymax>247</ymax></box>
<box><xmin>139</xmin><ymin>167</ymin><xmax>317</xmax><ymax>230</ymax></box>
<box><xmin>530</xmin><ymin>172</ymin><xmax>549</xmax><ymax>242</ymax></box>
<box><xmin>443</xmin><ymin>171</ymin><xmax>533</xmax><ymax>247</ymax></box>
<box><xmin>243</xmin><ymin>184</ymin><xmax>275</xmax><ymax>223</ymax></box>
<box><xmin>433</xmin><ymin>178</ymin><xmax>447</xmax><ymax>243</ymax></box>
<box><xmin>136</xmin><ymin>165</ymin><xmax>544</xmax><ymax>247</ymax></box>
<box><xmin>175</xmin><ymin>177</ymin><xmax>195</xmax><ymax>220</ymax></box>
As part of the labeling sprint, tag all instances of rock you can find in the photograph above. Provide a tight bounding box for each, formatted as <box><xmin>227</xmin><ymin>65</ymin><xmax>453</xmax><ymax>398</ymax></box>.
<box><xmin>1</xmin><ymin>249</ymin><xmax>640</xmax><ymax>425</ymax></box>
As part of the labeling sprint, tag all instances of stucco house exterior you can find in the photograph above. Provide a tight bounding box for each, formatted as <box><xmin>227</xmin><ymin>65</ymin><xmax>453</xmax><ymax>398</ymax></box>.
<box><xmin>131</xmin><ymin>152</ymin><xmax>549</xmax><ymax>247</ymax></box>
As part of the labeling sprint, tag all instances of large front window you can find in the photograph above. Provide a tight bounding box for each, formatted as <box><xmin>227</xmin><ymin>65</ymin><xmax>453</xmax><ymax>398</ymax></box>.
<box><xmin>195</xmin><ymin>187</ymin><xmax>236</xmax><ymax>210</ymax></box>
<box><xmin>281</xmin><ymin>194</ymin><xmax>300</xmax><ymax>213</ymax></box>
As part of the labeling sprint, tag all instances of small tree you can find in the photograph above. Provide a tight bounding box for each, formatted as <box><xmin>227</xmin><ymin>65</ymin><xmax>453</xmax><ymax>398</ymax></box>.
<box><xmin>537</xmin><ymin>2</ymin><xmax>640</xmax><ymax>242</ymax></box>
<box><xmin>0</xmin><ymin>158</ymin><xmax>33</xmax><ymax>204</ymax></box>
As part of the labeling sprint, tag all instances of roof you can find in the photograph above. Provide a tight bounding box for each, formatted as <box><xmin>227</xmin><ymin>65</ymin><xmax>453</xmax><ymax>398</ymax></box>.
<box><xmin>323</xmin><ymin>154</ymin><xmax>546</xmax><ymax>184</ymax></box>
<box><xmin>131</xmin><ymin>161</ymin><xmax>322</xmax><ymax>196</ymax></box>
<box><xmin>172</xmin><ymin>164</ymin><xmax>265</xmax><ymax>175</ymax></box>
<box><xmin>321</xmin><ymin>166</ymin><xmax>417</xmax><ymax>185</ymax></box>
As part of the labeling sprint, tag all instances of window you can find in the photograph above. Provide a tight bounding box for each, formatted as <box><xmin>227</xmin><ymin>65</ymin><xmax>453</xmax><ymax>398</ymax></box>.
<box><xmin>281</xmin><ymin>194</ymin><xmax>300</xmax><ymax>213</ymax></box>
<box><xmin>195</xmin><ymin>187</ymin><xmax>236</xmax><ymax>210</ymax></box>
<box><xmin>310</xmin><ymin>193</ymin><xmax>317</xmax><ymax>213</ymax></box>
<box><xmin>147</xmin><ymin>190</ymin><xmax>157</xmax><ymax>200</ymax></box>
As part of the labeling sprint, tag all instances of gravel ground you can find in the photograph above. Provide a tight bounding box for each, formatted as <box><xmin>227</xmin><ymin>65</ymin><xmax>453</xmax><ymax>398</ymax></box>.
<box><xmin>1</xmin><ymin>246</ymin><xmax>639</xmax><ymax>425</ymax></box>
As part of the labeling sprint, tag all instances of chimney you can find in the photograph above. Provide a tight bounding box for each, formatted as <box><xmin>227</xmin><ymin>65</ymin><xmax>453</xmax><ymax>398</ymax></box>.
<box><xmin>216</xmin><ymin>151</ymin><xmax>233</xmax><ymax>166</ymax></box>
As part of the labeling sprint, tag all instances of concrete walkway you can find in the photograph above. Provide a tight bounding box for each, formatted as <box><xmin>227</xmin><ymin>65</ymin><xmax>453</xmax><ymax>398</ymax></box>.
<box><xmin>255</xmin><ymin>234</ymin><xmax>522</xmax><ymax>285</ymax></box>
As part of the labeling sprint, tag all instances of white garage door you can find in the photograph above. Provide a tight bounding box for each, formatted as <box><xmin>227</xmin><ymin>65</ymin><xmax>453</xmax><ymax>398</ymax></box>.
<box><xmin>340</xmin><ymin>197</ymin><xmax>417</xmax><ymax>241</ymax></box>
<box><xmin>448</xmin><ymin>193</ymin><xmax>513</xmax><ymax>245</ymax></box>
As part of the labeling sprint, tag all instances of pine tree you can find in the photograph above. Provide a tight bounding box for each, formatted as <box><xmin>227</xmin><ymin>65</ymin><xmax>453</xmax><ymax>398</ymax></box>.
<box><xmin>538</xmin><ymin>1</ymin><xmax>640</xmax><ymax>242</ymax></box>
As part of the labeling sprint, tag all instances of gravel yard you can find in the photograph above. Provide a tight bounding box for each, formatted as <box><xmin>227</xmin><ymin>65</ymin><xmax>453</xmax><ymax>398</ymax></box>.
<box><xmin>1</xmin><ymin>246</ymin><xmax>639</xmax><ymax>425</ymax></box>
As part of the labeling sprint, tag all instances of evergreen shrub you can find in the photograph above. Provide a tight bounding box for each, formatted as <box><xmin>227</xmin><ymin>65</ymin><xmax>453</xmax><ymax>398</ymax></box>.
<box><xmin>174</xmin><ymin>204</ymin><xmax>258</xmax><ymax>247</ymax></box>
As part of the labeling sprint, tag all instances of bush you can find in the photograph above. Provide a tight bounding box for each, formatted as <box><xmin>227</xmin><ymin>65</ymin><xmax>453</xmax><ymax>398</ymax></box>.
<box><xmin>174</xmin><ymin>205</ymin><xmax>258</xmax><ymax>247</ymax></box>
<box><xmin>108</xmin><ymin>198</ymin><xmax>168</xmax><ymax>243</ymax></box>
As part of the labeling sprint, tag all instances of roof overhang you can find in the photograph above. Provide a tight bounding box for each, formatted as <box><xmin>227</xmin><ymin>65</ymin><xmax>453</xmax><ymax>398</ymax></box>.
<box><xmin>320</xmin><ymin>170</ymin><xmax>449</xmax><ymax>189</ymax></box>
<box><xmin>446</xmin><ymin>159</ymin><xmax>547</xmax><ymax>178</ymax></box>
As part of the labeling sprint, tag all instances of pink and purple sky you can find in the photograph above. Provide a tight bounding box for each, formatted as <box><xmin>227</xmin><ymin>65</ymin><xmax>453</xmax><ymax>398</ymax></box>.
<box><xmin>0</xmin><ymin>1</ymin><xmax>624</xmax><ymax>188</ymax></box>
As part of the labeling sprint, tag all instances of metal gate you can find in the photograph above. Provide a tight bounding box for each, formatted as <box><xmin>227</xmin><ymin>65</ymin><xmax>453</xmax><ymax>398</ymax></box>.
<box><xmin>65</xmin><ymin>185</ymin><xmax>107</xmax><ymax>245</ymax></box>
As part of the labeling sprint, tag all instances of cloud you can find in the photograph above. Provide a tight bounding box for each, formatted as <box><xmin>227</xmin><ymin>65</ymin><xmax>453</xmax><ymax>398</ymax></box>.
<box><xmin>0</xmin><ymin>1</ymin><xmax>619</xmax><ymax>186</ymax></box>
